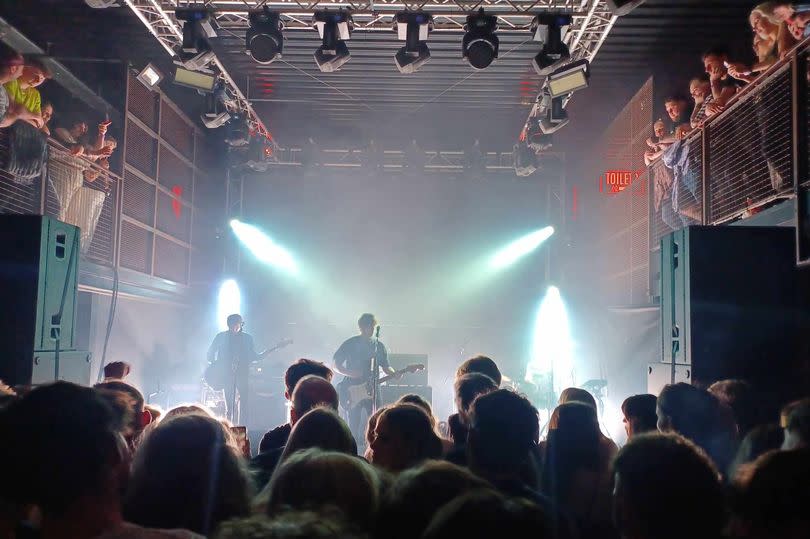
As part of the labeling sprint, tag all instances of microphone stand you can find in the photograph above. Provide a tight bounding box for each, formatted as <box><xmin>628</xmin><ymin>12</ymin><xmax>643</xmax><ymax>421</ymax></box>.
<box><xmin>370</xmin><ymin>326</ymin><xmax>380</xmax><ymax>415</ymax></box>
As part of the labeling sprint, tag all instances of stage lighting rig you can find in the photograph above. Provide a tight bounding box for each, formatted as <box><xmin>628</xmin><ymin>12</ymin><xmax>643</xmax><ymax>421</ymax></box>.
<box><xmin>225</xmin><ymin>115</ymin><xmax>251</xmax><ymax>147</ymax></box>
<box><xmin>539</xmin><ymin>96</ymin><xmax>569</xmax><ymax>135</ymax></box>
<box><xmin>513</xmin><ymin>142</ymin><xmax>539</xmax><ymax>177</ymax></box>
<box><xmin>530</xmin><ymin>13</ymin><xmax>572</xmax><ymax>77</ymax></box>
<box><xmin>394</xmin><ymin>12</ymin><xmax>434</xmax><ymax>74</ymax></box>
<box><xmin>606</xmin><ymin>0</ymin><xmax>646</xmax><ymax>16</ymax></box>
<box><xmin>462</xmin><ymin>9</ymin><xmax>499</xmax><ymax>70</ymax></box>
<box><xmin>173</xmin><ymin>66</ymin><xmax>216</xmax><ymax>92</ymax></box>
<box><xmin>547</xmin><ymin>59</ymin><xmax>590</xmax><ymax>98</ymax></box>
<box><xmin>201</xmin><ymin>83</ymin><xmax>231</xmax><ymax>129</ymax></box>
<box><xmin>175</xmin><ymin>7</ymin><xmax>217</xmax><ymax>71</ymax></box>
<box><xmin>136</xmin><ymin>63</ymin><xmax>163</xmax><ymax>91</ymax></box>
<box><xmin>247</xmin><ymin>9</ymin><xmax>283</xmax><ymax>65</ymax></box>
<box><xmin>313</xmin><ymin>11</ymin><xmax>354</xmax><ymax>73</ymax></box>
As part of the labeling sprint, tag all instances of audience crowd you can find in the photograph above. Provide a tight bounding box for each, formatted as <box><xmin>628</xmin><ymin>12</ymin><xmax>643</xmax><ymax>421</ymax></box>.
<box><xmin>646</xmin><ymin>2</ymin><xmax>810</xmax><ymax>230</ymax></box>
<box><xmin>1</xmin><ymin>42</ymin><xmax>117</xmax><ymax>252</ymax></box>
<box><xmin>1</xmin><ymin>350</ymin><xmax>808</xmax><ymax>539</ymax></box>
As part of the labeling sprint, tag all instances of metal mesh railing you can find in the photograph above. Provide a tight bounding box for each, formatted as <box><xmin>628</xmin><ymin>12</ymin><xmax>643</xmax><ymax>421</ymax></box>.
<box><xmin>706</xmin><ymin>63</ymin><xmax>794</xmax><ymax>223</ymax></box>
<box><xmin>1</xmin><ymin>124</ymin><xmax>120</xmax><ymax>266</ymax></box>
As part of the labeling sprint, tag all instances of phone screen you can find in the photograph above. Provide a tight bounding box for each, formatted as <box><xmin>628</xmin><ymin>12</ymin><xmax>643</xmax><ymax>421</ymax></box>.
<box><xmin>230</xmin><ymin>426</ymin><xmax>249</xmax><ymax>457</ymax></box>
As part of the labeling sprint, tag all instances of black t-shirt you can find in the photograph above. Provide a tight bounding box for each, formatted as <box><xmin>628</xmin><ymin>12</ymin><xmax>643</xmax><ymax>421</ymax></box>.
<box><xmin>258</xmin><ymin>423</ymin><xmax>292</xmax><ymax>454</ymax></box>
<box><xmin>207</xmin><ymin>331</ymin><xmax>259</xmax><ymax>371</ymax></box>
<box><xmin>333</xmin><ymin>335</ymin><xmax>390</xmax><ymax>380</ymax></box>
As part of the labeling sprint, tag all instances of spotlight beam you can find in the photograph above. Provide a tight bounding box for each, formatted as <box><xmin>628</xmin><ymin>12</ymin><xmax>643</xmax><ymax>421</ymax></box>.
<box><xmin>488</xmin><ymin>226</ymin><xmax>554</xmax><ymax>270</ymax></box>
<box><xmin>230</xmin><ymin>219</ymin><xmax>298</xmax><ymax>274</ymax></box>
<box><xmin>217</xmin><ymin>279</ymin><xmax>242</xmax><ymax>331</ymax></box>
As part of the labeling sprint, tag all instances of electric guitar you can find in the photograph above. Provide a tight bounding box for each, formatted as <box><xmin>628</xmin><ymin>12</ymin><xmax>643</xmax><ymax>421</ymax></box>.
<box><xmin>337</xmin><ymin>363</ymin><xmax>425</xmax><ymax>410</ymax></box>
<box><xmin>205</xmin><ymin>338</ymin><xmax>293</xmax><ymax>391</ymax></box>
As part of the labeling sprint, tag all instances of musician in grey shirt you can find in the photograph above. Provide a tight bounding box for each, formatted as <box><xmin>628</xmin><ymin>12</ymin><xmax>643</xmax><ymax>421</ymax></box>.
<box><xmin>333</xmin><ymin>313</ymin><xmax>394</xmax><ymax>441</ymax></box>
<box><xmin>206</xmin><ymin>313</ymin><xmax>262</xmax><ymax>423</ymax></box>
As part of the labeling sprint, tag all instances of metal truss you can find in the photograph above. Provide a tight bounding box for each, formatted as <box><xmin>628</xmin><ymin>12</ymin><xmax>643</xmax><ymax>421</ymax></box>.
<box><xmin>123</xmin><ymin>0</ymin><xmax>276</xmax><ymax>147</ymax></box>
<box><xmin>124</xmin><ymin>0</ymin><xmax>615</xmax><ymax>145</ymax></box>
<box><xmin>266</xmin><ymin>147</ymin><xmax>563</xmax><ymax>174</ymax></box>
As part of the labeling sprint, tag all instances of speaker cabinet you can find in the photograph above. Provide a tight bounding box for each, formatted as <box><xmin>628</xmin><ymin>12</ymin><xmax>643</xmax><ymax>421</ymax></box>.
<box><xmin>381</xmin><ymin>385</ymin><xmax>432</xmax><ymax>407</ymax></box>
<box><xmin>659</xmin><ymin>226</ymin><xmax>810</xmax><ymax>410</ymax></box>
<box><xmin>0</xmin><ymin>215</ymin><xmax>83</xmax><ymax>387</ymax></box>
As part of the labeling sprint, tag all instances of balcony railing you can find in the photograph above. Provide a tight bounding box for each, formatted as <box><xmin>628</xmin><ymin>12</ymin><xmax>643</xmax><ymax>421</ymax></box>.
<box><xmin>649</xmin><ymin>39</ymin><xmax>808</xmax><ymax>253</ymax></box>
<box><xmin>0</xmin><ymin>122</ymin><xmax>120</xmax><ymax>267</ymax></box>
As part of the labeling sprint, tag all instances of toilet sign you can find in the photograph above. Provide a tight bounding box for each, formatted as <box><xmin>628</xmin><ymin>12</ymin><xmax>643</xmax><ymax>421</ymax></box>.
<box><xmin>599</xmin><ymin>170</ymin><xmax>645</xmax><ymax>195</ymax></box>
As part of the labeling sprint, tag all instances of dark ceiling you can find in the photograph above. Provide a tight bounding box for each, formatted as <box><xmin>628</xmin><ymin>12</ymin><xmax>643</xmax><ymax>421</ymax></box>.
<box><xmin>3</xmin><ymin>0</ymin><xmax>755</xmax><ymax>149</ymax></box>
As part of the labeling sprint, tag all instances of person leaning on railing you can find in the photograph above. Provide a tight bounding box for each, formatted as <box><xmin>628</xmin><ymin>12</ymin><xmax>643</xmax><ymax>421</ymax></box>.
<box><xmin>3</xmin><ymin>54</ymin><xmax>50</xmax><ymax>131</ymax></box>
<box><xmin>0</xmin><ymin>43</ymin><xmax>42</xmax><ymax>130</ymax></box>
<box><xmin>773</xmin><ymin>2</ymin><xmax>810</xmax><ymax>39</ymax></box>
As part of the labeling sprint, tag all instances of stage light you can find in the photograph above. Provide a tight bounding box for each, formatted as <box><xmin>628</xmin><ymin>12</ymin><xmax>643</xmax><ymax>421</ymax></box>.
<box><xmin>230</xmin><ymin>219</ymin><xmax>298</xmax><ymax>275</ymax></box>
<box><xmin>313</xmin><ymin>11</ymin><xmax>353</xmax><ymax>73</ymax></box>
<box><xmin>247</xmin><ymin>9</ymin><xmax>283</xmax><ymax>64</ymax></box>
<box><xmin>539</xmin><ymin>96</ymin><xmax>569</xmax><ymax>135</ymax></box>
<box><xmin>513</xmin><ymin>142</ymin><xmax>539</xmax><ymax>177</ymax></box>
<box><xmin>172</xmin><ymin>66</ymin><xmax>216</xmax><ymax>92</ymax></box>
<box><xmin>225</xmin><ymin>115</ymin><xmax>250</xmax><ymax>147</ymax></box>
<box><xmin>394</xmin><ymin>12</ymin><xmax>433</xmax><ymax>74</ymax></box>
<box><xmin>462</xmin><ymin>9</ymin><xmax>499</xmax><ymax>70</ymax></box>
<box><xmin>547</xmin><ymin>58</ymin><xmax>590</xmax><ymax>97</ymax></box>
<box><xmin>175</xmin><ymin>7</ymin><xmax>217</xmax><ymax>71</ymax></box>
<box><xmin>530</xmin><ymin>13</ymin><xmax>572</xmax><ymax>76</ymax></box>
<box><xmin>217</xmin><ymin>279</ymin><xmax>241</xmax><ymax>331</ymax></box>
<box><xmin>201</xmin><ymin>84</ymin><xmax>231</xmax><ymax>128</ymax></box>
<box><xmin>489</xmin><ymin>226</ymin><xmax>554</xmax><ymax>270</ymax></box>
<box><xmin>606</xmin><ymin>0</ymin><xmax>646</xmax><ymax>16</ymax></box>
<box><xmin>525</xmin><ymin>285</ymin><xmax>574</xmax><ymax>395</ymax></box>
<box><xmin>136</xmin><ymin>63</ymin><xmax>163</xmax><ymax>91</ymax></box>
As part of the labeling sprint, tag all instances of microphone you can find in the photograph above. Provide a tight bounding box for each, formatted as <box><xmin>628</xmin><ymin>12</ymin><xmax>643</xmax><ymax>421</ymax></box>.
<box><xmin>375</xmin><ymin>325</ymin><xmax>381</xmax><ymax>339</ymax></box>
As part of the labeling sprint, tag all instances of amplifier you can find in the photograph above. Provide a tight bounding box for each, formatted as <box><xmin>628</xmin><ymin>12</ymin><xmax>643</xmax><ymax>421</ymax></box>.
<box><xmin>388</xmin><ymin>354</ymin><xmax>428</xmax><ymax>385</ymax></box>
<box><xmin>381</xmin><ymin>385</ymin><xmax>432</xmax><ymax>408</ymax></box>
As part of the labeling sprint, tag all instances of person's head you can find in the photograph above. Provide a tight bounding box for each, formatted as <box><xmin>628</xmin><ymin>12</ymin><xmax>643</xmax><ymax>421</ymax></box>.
<box><xmin>19</xmin><ymin>56</ymin><xmax>50</xmax><ymax>89</ymax></box>
<box><xmin>0</xmin><ymin>382</ymin><xmax>126</xmax><ymax>521</ymax></box>
<box><xmin>357</xmin><ymin>313</ymin><xmax>376</xmax><ymax>337</ymax></box>
<box><xmin>750</xmin><ymin>4</ymin><xmax>781</xmax><ymax>39</ymax></box>
<box><xmin>163</xmin><ymin>403</ymin><xmax>214</xmax><ymax>420</ymax></box>
<box><xmin>104</xmin><ymin>135</ymin><xmax>118</xmax><ymax>151</ymax></box>
<box><xmin>621</xmin><ymin>394</ymin><xmax>659</xmax><ymax>439</ymax></box>
<box><xmin>261</xmin><ymin>449</ymin><xmax>381</xmax><ymax>531</ymax></box>
<box><xmin>213</xmin><ymin>511</ymin><xmax>364</xmax><ymax>539</ymax></box>
<box><xmin>455</xmin><ymin>355</ymin><xmax>502</xmax><ymax>386</ymax></box>
<box><xmin>733</xmin><ymin>448</ymin><xmax>810</xmax><ymax>539</ymax></box>
<box><xmin>664</xmin><ymin>95</ymin><xmax>689</xmax><ymax>122</ymax></box>
<box><xmin>454</xmin><ymin>373</ymin><xmax>498</xmax><ymax>426</ymax></box>
<box><xmin>68</xmin><ymin>120</ymin><xmax>88</xmax><ymax>139</ymax></box>
<box><xmin>468</xmin><ymin>389</ymin><xmax>539</xmax><ymax>478</ymax></box>
<box><xmin>708</xmin><ymin>379</ymin><xmax>759</xmax><ymax>436</ymax></box>
<box><xmin>226</xmin><ymin>313</ymin><xmax>243</xmax><ymax>333</ymax></box>
<box><xmin>422</xmin><ymin>489</ymin><xmax>552</xmax><ymax>539</ymax></box>
<box><xmin>612</xmin><ymin>433</ymin><xmax>724</xmax><ymax>539</ymax></box>
<box><xmin>703</xmin><ymin>46</ymin><xmax>729</xmax><ymax>75</ymax></box>
<box><xmin>370</xmin><ymin>403</ymin><xmax>442</xmax><ymax>472</ymax></box>
<box><xmin>542</xmin><ymin>402</ymin><xmax>601</xmax><ymax>499</ymax></box>
<box><xmin>94</xmin><ymin>381</ymin><xmax>149</xmax><ymax>446</ymax></box>
<box><xmin>290</xmin><ymin>375</ymin><xmax>338</xmax><ymax>424</ymax></box>
<box><xmin>782</xmin><ymin>397</ymin><xmax>810</xmax><ymax>450</ymax></box>
<box><xmin>689</xmin><ymin>76</ymin><xmax>712</xmax><ymax>101</ymax></box>
<box><xmin>377</xmin><ymin>461</ymin><xmax>490</xmax><ymax>539</ymax></box>
<box><xmin>558</xmin><ymin>387</ymin><xmax>598</xmax><ymax>410</ymax></box>
<box><xmin>653</xmin><ymin>118</ymin><xmax>666</xmax><ymax>137</ymax></box>
<box><xmin>103</xmin><ymin>361</ymin><xmax>132</xmax><ymax>381</ymax></box>
<box><xmin>279</xmin><ymin>406</ymin><xmax>356</xmax><ymax>465</ymax></box>
<box><xmin>124</xmin><ymin>414</ymin><xmax>251</xmax><ymax>535</ymax></box>
<box><xmin>396</xmin><ymin>393</ymin><xmax>437</xmax><ymax>429</ymax></box>
<box><xmin>729</xmin><ymin>424</ymin><xmax>784</xmax><ymax>481</ymax></box>
<box><xmin>40</xmin><ymin>101</ymin><xmax>54</xmax><ymax>125</ymax></box>
<box><xmin>284</xmin><ymin>358</ymin><xmax>333</xmax><ymax>400</ymax></box>
<box><xmin>0</xmin><ymin>43</ymin><xmax>24</xmax><ymax>83</ymax></box>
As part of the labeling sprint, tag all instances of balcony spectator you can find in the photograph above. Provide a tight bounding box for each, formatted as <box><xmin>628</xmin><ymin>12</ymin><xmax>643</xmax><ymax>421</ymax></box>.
<box><xmin>689</xmin><ymin>76</ymin><xmax>713</xmax><ymax>129</ymax></box>
<box><xmin>702</xmin><ymin>47</ymin><xmax>745</xmax><ymax>116</ymax></box>
<box><xmin>644</xmin><ymin>119</ymin><xmax>669</xmax><ymax>166</ymax></box>
<box><xmin>0</xmin><ymin>44</ymin><xmax>34</xmax><ymax>129</ymax></box>
<box><xmin>663</xmin><ymin>94</ymin><xmax>693</xmax><ymax>139</ymax></box>
<box><xmin>3</xmin><ymin>55</ymin><xmax>49</xmax><ymax>129</ymax></box>
<box><xmin>50</xmin><ymin>119</ymin><xmax>91</xmax><ymax>222</ymax></box>
<box><xmin>773</xmin><ymin>2</ymin><xmax>810</xmax><ymax>38</ymax></box>
<box><xmin>40</xmin><ymin>100</ymin><xmax>53</xmax><ymax>136</ymax></box>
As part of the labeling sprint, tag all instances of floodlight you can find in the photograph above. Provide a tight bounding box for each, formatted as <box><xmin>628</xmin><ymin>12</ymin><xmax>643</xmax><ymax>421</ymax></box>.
<box><xmin>136</xmin><ymin>63</ymin><xmax>163</xmax><ymax>91</ymax></box>
<box><xmin>547</xmin><ymin>59</ymin><xmax>590</xmax><ymax>97</ymax></box>
<box><xmin>247</xmin><ymin>9</ymin><xmax>284</xmax><ymax>64</ymax></box>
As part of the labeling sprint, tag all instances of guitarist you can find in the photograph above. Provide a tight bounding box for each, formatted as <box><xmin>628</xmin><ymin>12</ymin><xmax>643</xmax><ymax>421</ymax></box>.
<box><xmin>206</xmin><ymin>313</ymin><xmax>265</xmax><ymax>423</ymax></box>
<box><xmin>333</xmin><ymin>313</ymin><xmax>395</xmax><ymax>442</ymax></box>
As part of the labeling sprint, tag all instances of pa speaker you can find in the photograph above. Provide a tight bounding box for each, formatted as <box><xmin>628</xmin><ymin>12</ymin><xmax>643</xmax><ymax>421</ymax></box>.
<box><xmin>606</xmin><ymin>0</ymin><xmax>645</xmax><ymax>17</ymax></box>
<box><xmin>0</xmin><ymin>215</ymin><xmax>87</xmax><ymax>387</ymax></box>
